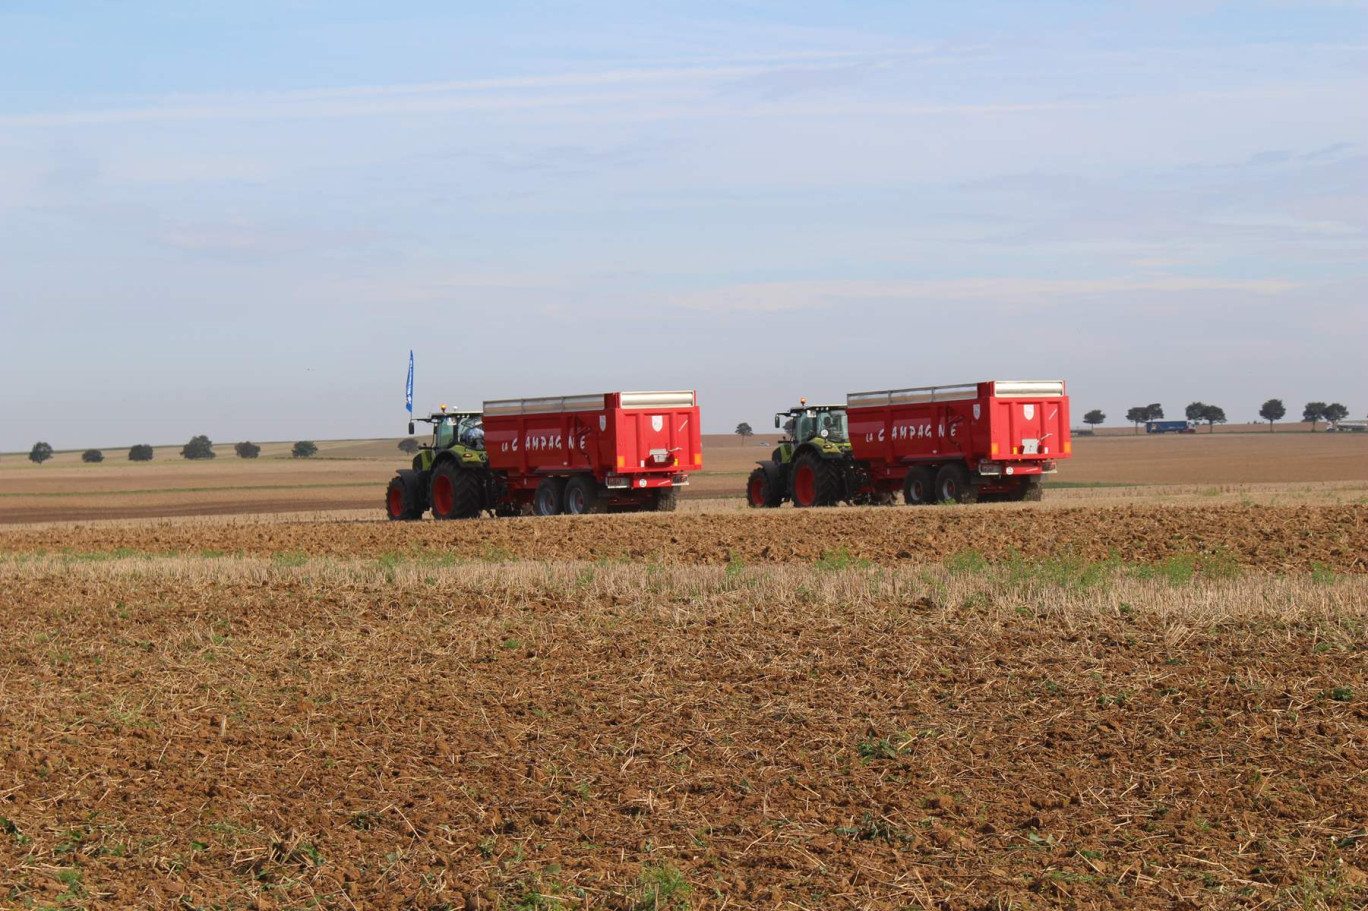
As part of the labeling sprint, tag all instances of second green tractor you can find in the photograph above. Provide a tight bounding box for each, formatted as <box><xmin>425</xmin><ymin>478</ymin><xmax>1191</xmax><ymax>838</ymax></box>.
<box><xmin>747</xmin><ymin>401</ymin><xmax>882</xmax><ymax>508</ymax></box>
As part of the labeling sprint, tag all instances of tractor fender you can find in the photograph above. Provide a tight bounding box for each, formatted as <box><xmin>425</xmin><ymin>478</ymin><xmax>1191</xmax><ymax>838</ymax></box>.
<box><xmin>794</xmin><ymin>441</ymin><xmax>850</xmax><ymax>462</ymax></box>
<box><xmin>753</xmin><ymin>459</ymin><xmax>784</xmax><ymax>484</ymax></box>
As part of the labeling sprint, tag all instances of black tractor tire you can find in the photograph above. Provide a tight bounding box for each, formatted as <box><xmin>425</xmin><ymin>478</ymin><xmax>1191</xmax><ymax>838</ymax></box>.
<box><xmin>564</xmin><ymin>475</ymin><xmax>603</xmax><ymax>515</ymax></box>
<box><xmin>791</xmin><ymin>452</ymin><xmax>842</xmax><ymax>508</ymax></box>
<box><xmin>385</xmin><ymin>471</ymin><xmax>426</xmax><ymax>520</ymax></box>
<box><xmin>534</xmin><ymin>477</ymin><xmax>566</xmax><ymax>517</ymax></box>
<box><xmin>430</xmin><ymin>462</ymin><xmax>483</xmax><ymax>519</ymax></box>
<box><xmin>653</xmin><ymin>488</ymin><xmax>678</xmax><ymax>512</ymax></box>
<box><xmin>902</xmin><ymin>467</ymin><xmax>936</xmax><ymax>506</ymax></box>
<box><xmin>933</xmin><ymin>463</ymin><xmax>978</xmax><ymax>504</ymax></box>
<box><xmin>746</xmin><ymin>463</ymin><xmax>784</xmax><ymax>508</ymax></box>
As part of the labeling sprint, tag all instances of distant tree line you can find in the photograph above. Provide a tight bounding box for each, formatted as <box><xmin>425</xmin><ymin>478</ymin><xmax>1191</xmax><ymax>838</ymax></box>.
<box><xmin>1087</xmin><ymin>399</ymin><xmax>1358</xmax><ymax>433</ymax></box>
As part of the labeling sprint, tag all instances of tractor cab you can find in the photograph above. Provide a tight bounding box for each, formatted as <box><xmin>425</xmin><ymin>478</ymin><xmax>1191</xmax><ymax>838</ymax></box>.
<box><xmin>410</xmin><ymin>406</ymin><xmax>485</xmax><ymax>452</ymax></box>
<box><xmin>775</xmin><ymin>402</ymin><xmax>849</xmax><ymax>446</ymax></box>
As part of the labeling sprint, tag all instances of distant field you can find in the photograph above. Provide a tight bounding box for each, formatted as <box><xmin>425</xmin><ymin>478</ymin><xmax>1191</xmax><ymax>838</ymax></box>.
<box><xmin>2</xmin><ymin>431</ymin><xmax>1366</xmax><ymax>524</ymax></box>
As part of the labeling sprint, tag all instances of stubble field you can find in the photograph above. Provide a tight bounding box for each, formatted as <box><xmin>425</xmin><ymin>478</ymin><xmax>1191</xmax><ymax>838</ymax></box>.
<box><xmin>1</xmin><ymin>433</ymin><xmax>1366</xmax><ymax>909</ymax></box>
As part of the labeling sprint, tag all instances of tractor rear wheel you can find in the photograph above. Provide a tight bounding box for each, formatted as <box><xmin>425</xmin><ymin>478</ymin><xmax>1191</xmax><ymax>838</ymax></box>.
<box><xmin>385</xmin><ymin>471</ymin><xmax>425</xmax><ymax>520</ymax></box>
<box><xmin>746</xmin><ymin>464</ymin><xmax>783</xmax><ymax>508</ymax></box>
<box><xmin>791</xmin><ymin>452</ymin><xmax>841</xmax><ymax>508</ymax></box>
<box><xmin>653</xmin><ymin>488</ymin><xmax>678</xmax><ymax>512</ymax></box>
<box><xmin>534</xmin><ymin>478</ymin><xmax>566</xmax><ymax>516</ymax></box>
<box><xmin>564</xmin><ymin>476</ymin><xmax>602</xmax><ymax>515</ymax></box>
<box><xmin>902</xmin><ymin>467</ymin><xmax>936</xmax><ymax>506</ymax></box>
<box><xmin>933</xmin><ymin>463</ymin><xmax>978</xmax><ymax>504</ymax></box>
<box><xmin>430</xmin><ymin>463</ymin><xmax>482</xmax><ymax>519</ymax></box>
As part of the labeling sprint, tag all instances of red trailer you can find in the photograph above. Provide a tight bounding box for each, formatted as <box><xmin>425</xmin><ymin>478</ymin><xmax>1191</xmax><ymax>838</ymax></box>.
<box><xmin>846</xmin><ymin>380</ymin><xmax>1071</xmax><ymax>504</ymax></box>
<box><xmin>483</xmin><ymin>390</ymin><xmax>702</xmax><ymax>515</ymax></box>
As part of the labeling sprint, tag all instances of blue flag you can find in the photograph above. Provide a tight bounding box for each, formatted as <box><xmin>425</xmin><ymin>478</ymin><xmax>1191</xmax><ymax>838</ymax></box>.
<box><xmin>405</xmin><ymin>350</ymin><xmax>414</xmax><ymax>414</ymax></box>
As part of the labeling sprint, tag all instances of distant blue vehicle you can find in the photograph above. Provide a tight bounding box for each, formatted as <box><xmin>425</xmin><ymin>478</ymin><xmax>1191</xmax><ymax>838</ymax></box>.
<box><xmin>1146</xmin><ymin>420</ymin><xmax>1196</xmax><ymax>434</ymax></box>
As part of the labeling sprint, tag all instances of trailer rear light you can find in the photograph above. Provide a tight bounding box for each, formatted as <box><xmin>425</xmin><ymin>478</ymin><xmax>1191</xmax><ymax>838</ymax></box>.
<box><xmin>1042</xmin><ymin>460</ymin><xmax>1057</xmax><ymax>472</ymax></box>
<box><xmin>671</xmin><ymin>474</ymin><xmax>689</xmax><ymax>486</ymax></box>
<box><xmin>1063</xmin><ymin>441</ymin><xmax>1071</xmax><ymax>454</ymax></box>
<box><xmin>990</xmin><ymin>442</ymin><xmax>999</xmax><ymax>455</ymax></box>
<box><xmin>605</xmin><ymin>474</ymin><xmax>629</xmax><ymax>489</ymax></box>
<box><xmin>694</xmin><ymin>453</ymin><xmax>702</xmax><ymax>466</ymax></box>
<box><xmin>978</xmin><ymin>460</ymin><xmax>1002</xmax><ymax>476</ymax></box>
<box><xmin>617</xmin><ymin>455</ymin><xmax>625</xmax><ymax>468</ymax></box>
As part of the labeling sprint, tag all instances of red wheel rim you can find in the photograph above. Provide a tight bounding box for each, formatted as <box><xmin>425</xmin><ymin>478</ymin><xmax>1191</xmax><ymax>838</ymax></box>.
<box><xmin>432</xmin><ymin>475</ymin><xmax>454</xmax><ymax>515</ymax></box>
<box><xmin>748</xmin><ymin>476</ymin><xmax>764</xmax><ymax>505</ymax></box>
<box><xmin>794</xmin><ymin>464</ymin><xmax>815</xmax><ymax>505</ymax></box>
<box><xmin>387</xmin><ymin>486</ymin><xmax>403</xmax><ymax>517</ymax></box>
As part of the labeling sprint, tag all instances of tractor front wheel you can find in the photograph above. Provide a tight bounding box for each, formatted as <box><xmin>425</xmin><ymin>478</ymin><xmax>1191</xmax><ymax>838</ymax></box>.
<box><xmin>747</xmin><ymin>464</ymin><xmax>783</xmax><ymax>508</ymax></box>
<box><xmin>386</xmin><ymin>471</ymin><xmax>425</xmax><ymax>520</ymax></box>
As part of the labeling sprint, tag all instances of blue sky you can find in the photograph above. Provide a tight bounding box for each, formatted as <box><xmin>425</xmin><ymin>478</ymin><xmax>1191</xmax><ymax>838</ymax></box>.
<box><xmin>2</xmin><ymin>1</ymin><xmax>1365</xmax><ymax>450</ymax></box>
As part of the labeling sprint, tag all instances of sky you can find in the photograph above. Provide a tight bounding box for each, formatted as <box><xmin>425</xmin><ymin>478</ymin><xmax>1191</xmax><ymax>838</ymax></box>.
<box><xmin>1</xmin><ymin>1</ymin><xmax>1366</xmax><ymax>451</ymax></box>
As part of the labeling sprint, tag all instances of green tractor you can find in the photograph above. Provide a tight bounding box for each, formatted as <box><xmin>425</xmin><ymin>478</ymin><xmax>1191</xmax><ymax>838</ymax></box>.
<box><xmin>386</xmin><ymin>407</ymin><xmax>503</xmax><ymax>520</ymax></box>
<box><xmin>747</xmin><ymin>400</ymin><xmax>867</xmax><ymax>508</ymax></box>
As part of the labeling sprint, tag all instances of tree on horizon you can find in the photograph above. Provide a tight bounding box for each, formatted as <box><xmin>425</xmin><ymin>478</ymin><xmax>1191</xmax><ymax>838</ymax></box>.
<box><xmin>181</xmin><ymin>435</ymin><xmax>216</xmax><ymax>459</ymax></box>
<box><xmin>1258</xmin><ymin>399</ymin><xmax>1285</xmax><ymax>432</ymax></box>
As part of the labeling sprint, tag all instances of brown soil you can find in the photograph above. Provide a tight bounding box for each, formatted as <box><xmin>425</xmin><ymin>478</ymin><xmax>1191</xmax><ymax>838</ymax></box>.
<box><xmin>0</xmin><ymin>557</ymin><xmax>1364</xmax><ymax>909</ymax></box>
<box><xmin>1</xmin><ymin>504</ymin><xmax>1365</xmax><ymax>574</ymax></box>
<box><xmin>3</xmin><ymin>433</ymin><xmax>1366</xmax><ymax>525</ymax></box>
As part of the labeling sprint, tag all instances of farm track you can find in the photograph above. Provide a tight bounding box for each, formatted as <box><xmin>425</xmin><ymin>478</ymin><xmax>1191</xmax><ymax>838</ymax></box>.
<box><xmin>1</xmin><ymin>503</ymin><xmax>1365</xmax><ymax>572</ymax></box>
<box><xmin>0</xmin><ymin>558</ymin><xmax>1365</xmax><ymax>908</ymax></box>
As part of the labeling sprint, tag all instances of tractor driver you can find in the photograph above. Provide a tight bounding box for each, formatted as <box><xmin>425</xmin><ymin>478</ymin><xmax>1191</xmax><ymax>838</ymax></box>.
<box><xmin>460</xmin><ymin>420</ymin><xmax>485</xmax><ymax>451</ymax></box>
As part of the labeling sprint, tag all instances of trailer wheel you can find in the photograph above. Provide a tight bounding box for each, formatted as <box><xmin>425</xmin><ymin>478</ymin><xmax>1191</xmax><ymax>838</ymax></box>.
<box><xmin>386</xmin><ymin>471</ymin><xmax>425</xmax><ymax>520</ymax></box>
<box><xmin>564</xmin><ymin>476</ymin><xmax>602</xmax><ymax>515</ymax></box>
<box><xmin>902</xmin><ymin>468</ymin><xmax>936</xmax><ymax>506</ymax></box>
<box><xmin>533</xmin><ymin>478</ymin><xmax>566</xmax><ymax>516</ymax></box>
<box><xmin>792</xmin><ymin>453</ymin><xmax>841</xmax><ymax>508</ymax></box>
<box><xmin>933</xmin><ymin>464</ymin><xmax>978</xmax><ymax>504</ymax></box>
<box><xmin>747</xmin><ymin>464</ymin><xmax>783</xmax><ymax>508</ymax></box>
<box><xmin>653</xmin><ymin>488</ymin><xmax>678</xmax><ymax>512</ymax></box>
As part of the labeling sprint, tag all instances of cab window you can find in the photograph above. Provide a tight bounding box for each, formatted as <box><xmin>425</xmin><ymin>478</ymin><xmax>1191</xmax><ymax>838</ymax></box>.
<box><xmin>434</xmin><ymin>418</ymin><xmax>456</xmax><ymax>449</ymax></box>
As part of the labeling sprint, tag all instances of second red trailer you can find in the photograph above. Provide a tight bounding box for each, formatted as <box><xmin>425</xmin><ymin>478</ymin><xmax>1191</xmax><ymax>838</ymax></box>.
<box><xmin>846</xmin><ymin>380</ymin><xmax>1071</xmax><ymax>503</ymax></box>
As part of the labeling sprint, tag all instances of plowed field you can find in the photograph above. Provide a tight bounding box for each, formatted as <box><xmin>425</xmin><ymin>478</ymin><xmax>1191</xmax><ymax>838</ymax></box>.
<box><xmin>1</xmin><ymin>553</ymin><xmax>1365</xmax><ymax>909</ymax></box>
<box><xmin>1</xmin><ymin>504</ymin><xmax>1364</xmax><ymax>574</ymax></box>
<box><xmin>2</xmin><ymin>503</ymin><xmax>1366</xmax><ymax>909</ymax></box>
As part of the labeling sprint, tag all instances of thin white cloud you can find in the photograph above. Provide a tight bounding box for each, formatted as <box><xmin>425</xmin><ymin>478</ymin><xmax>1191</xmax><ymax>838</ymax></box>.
<box><xmin>0</xmin><ymin>52</ymin><xmax>930</xmax><ymax>128</ymax></box>
<box><xmin>675</xmin><ymin>276</ymin><xmax>1300</xmax><ymax>312</ymax></box>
